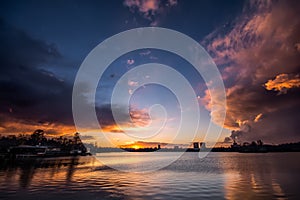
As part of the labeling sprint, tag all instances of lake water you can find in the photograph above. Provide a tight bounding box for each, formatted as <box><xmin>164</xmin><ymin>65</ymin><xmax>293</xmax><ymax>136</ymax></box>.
<box><xmin>0</xmin><ymin>152</ymin><xmax>300</xmax><ymax>200</ymax></box>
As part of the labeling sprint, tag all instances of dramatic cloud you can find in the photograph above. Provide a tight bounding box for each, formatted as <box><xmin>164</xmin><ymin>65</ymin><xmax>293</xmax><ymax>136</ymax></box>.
<box><xmin>97</xmin><ymin>104</ymin><xmax>151</xmax><ymax>133</ymax></box>
<box><xmin>202</xmin><ymin>0</ymin><xmax>300</xmax><ymax>143</ymax></box>
<box><xmin>199</xmin><ymin>88</ymin><xmax>226</xmax><ymax>128</ymax></box>
<box><xmin>0</xmin><ymin>20</ymin><xmax>75</xmax><ymax>135</ymax></box>
<box><xmin>123</xmin><ymin>0</ymin><xmax>177</xmax><ymax>25</ymax></box>
<box><xmin>264</xmin><ymin>74</ymin><xmax>300</xmax><ymax>95</ymax></box>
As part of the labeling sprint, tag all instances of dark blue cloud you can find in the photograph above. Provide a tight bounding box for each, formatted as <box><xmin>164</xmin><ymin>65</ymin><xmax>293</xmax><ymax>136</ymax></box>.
<box><xmin>0</xmin><ymin>20</ymin><xmax>74</xmax><ymax>128</ymax></box>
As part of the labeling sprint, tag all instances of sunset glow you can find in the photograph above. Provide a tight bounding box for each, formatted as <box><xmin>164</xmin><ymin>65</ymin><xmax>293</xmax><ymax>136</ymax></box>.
<box><xmin>1</xmin><ymin>1</ymin><xmax>300</xmax><ymax>199</ymax></box>
<box><xmin>0</xmin><ymin>0</ymin><xmax>299</xmax><ymax>147</ymax></box>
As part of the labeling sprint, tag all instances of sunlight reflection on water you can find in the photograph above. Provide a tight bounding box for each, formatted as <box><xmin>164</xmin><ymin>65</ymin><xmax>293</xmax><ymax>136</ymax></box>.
<box><xmin>0</xmin><ymin>152</ymin><xmax>300</xmax><ymax>200</ymax></box>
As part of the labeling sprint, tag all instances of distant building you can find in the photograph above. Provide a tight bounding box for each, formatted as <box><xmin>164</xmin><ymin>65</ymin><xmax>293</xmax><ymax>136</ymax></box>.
<box><xmin>200</xmin><ymin>142</ymin><xmax>206</xmax><ymax>149</ymax></box>
<box><xmin>193</xmin><ymin>142</ymin><xmax>199</xmax><ymax>149</ymax></box>
<box><xmin>158</xmin><ymin>144</ymin><xmax>161</xmax><ymax>150</ymax></box>
<box><xmin>174</xmin><ymin>145</ymin><xmax>179</xmax><ymax>150</ymax></box>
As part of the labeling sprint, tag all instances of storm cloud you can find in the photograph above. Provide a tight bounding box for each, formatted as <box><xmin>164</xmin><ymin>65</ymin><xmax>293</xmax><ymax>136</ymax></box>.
<box><xmin>0</xmin><ymin>19</ymin><xmax>75</xmax><ymax>135</ymax></box>
<box><xmin>202</xmin><ymin>0</ymin><xmax>300</xmax><ymax>143</ymax></box>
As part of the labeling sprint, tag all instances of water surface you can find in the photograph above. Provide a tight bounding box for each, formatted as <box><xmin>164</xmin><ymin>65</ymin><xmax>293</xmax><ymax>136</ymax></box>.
<box><xmin>1</xmin><ymin>152</ymin><xmax>299</xmax><ymax>199</ymax></box>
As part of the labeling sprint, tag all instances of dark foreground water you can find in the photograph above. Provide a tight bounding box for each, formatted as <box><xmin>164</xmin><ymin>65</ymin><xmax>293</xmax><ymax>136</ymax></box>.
<box><xmin>0</xmin><ymin>152</ymin><xmax>300</xmax><ymax>200</ymax></box>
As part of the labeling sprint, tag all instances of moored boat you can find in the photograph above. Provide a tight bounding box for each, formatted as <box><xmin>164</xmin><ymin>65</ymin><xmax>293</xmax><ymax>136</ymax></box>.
<box><xmin>9</xmin><ymin>145</ymin><xmax>47</xmax><ymax>159</ymax></box>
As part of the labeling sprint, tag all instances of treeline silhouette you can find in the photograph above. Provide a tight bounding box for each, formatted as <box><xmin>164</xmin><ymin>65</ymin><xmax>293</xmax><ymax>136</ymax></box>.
<box><xmin>0</xmin><ymin>129</ymin><xmax>87</xmax><ymax>156</ymax></box>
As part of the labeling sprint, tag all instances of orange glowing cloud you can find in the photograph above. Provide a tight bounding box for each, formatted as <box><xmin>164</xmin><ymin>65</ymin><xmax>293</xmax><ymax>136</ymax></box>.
<box><xmin>101</xmin><ymin>124</ymin><xmax>124</xmax><ymax>133</ymax></box>
<box><xmin>0</xmin><ymin>120</ymin><xmax>76</xmax><ymax>137</ymax></box>
<box><xmin>254</xmin><ymin>113</ymin><xmax>263</xmax><ymax>123</ymax></box>
<box><xmin>264</xmin><ymin>74</ymin><xmax>300</xmax><ymax>95</ymax></box>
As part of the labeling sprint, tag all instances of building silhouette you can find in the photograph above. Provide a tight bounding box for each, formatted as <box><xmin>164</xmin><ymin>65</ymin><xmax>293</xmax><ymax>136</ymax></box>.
<box><xmin>200</xmin><ymin>142</ymin><xmax>206</xmax><ymax>149</ymax></box>
<box><xmin>193</xmin><ymin>142</ymin><xmax>199</xmax><ymax>149</ymax></box>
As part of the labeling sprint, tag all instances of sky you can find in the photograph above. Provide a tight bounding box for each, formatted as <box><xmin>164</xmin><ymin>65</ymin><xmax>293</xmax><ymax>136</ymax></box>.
<box><xmin>0</xmin><ymin>0</ymin><xmax>299</xmax><ymax>148</ymax></box>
